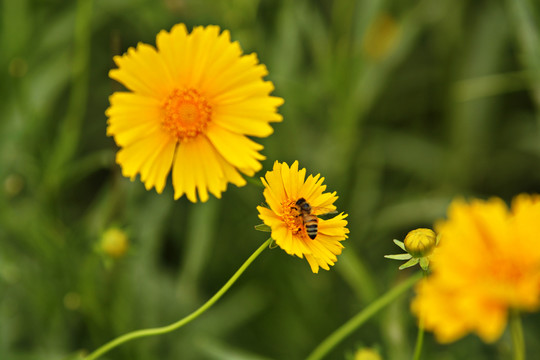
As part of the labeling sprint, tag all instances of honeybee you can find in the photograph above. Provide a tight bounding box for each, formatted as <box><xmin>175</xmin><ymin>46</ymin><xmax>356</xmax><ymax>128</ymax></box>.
<box><xmin>292</xmin><ymin>198</ymin><xmax>336</xmax><ymax>240</ymax></box>
<box><xmin>293</xmin><ymin>198</ymin><xmax>318</xmax><ymax>239</ymax></box>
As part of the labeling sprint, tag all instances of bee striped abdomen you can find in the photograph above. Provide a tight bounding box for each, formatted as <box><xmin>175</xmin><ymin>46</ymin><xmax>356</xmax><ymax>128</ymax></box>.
<box><xmin>304</xmin><ymin>220</ymin><xmax>318</xmax><ymax>239</ymax></box>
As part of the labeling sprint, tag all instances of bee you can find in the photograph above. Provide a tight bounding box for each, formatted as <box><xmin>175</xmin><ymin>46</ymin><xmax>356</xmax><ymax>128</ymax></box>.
<box><xmin>293</xmin><ymin>197</ymin><xmax>334</xmax><ymax>240</ymax></box>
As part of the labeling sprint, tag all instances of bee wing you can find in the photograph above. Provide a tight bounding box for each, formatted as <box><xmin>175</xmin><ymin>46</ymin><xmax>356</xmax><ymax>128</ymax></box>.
<box><xmin>312</xmin><ymin>205</ymin><xmax>339</xmax><ymax>219</ymax></box>
<box><xmin>317</xmin><ymin>211</ymin><xmax>339</xmax><ymax>220</ymax></box>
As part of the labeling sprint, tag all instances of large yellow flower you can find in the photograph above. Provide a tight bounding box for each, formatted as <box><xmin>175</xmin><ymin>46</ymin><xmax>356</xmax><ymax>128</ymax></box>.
<box><xmin>411</xmin><ymin>194</ymin><xmax>540</xmax><ymax>343</ymax></box>
<box><xmin>106</xmin><ymin>24</ymin><xmax>283</xmax><ymax>202</ymax></box>
<box><xmin>257</xmin><ymin>161</ymin><xmax>349</xmax><ymax>273</ymax></box>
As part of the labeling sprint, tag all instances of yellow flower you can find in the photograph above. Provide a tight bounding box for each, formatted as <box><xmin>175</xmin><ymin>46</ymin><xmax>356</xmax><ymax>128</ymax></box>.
<box><xmin>257</xmin><ymin>161</ymin><xmax>349</xmax><ymax>273</ymax></box>
<box><xmin>411</xmin><ymin>195</ymin><xmax>540</xmax><ymax>343</ymax></box>
<box><xmin>106</xmin><ymin>24</ymin><xmax>283</xmax><ymax>202</ymax></box>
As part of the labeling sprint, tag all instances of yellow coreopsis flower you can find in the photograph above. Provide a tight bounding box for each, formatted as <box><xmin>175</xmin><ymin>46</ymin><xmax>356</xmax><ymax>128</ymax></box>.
<box><xmin>257</xmin><ymin>161</ymin><xmax>349</xmax><ymax>273</ymax></box>
<box><xmin>106</xmin><ymin>24</ymin><xmax>283</xmax><ymax>202</ymax></box>
<box><xmin>411</xmin><ymin>194</ymin><xmax>540</xmax><ymax>343</ymax></box>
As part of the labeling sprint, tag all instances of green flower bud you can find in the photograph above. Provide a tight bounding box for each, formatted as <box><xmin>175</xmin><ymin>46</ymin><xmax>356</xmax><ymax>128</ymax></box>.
<box><xmin>404</xmin><ymin>228</ymin><xmax>437</xmax><ymax>258</ymax></box>
<box><xmin>100</xmin><ymin>228</ymin><xmax>129</xmax><ymax>258</ymax></box>
<box><xmin>354</xmin><ymin>348</ymin><xmax>382</xmax><ymax>360</ymax></box>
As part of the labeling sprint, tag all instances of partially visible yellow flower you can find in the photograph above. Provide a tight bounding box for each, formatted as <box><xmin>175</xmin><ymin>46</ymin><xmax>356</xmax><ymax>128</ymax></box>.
<box><xmin>100</xmin><ymin>228</ymin><xmax>129</xmax><ymax>258</ymax></box>
<box><xmin>257</xmin><ymin>161</ymin><xmax>349</xmax><ymax>273</ymax></box>
<box><xmin>354</xmin><ymin>347</ymin><xmax>382</xmax><ymax>360</ymax></box>
<box><xmin>106</xmin><ymin>24</ymin><xmax>283</xmax><ymax>202</ymax></box>
<box><xmin>411</xmin><ymin>195</ymin><xmax>540</xmax><ymax>343</ymax></box>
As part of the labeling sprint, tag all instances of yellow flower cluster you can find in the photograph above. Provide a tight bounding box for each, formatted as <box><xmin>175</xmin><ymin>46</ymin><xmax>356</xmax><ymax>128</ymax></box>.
<box><xmin>412</xmin><ymin>194</ymin><xmax>540</xmax><ymax>343</ymax></box>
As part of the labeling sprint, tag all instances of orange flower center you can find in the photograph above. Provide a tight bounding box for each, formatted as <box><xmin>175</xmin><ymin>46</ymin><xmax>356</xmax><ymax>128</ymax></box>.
<box><xmin>281</xmin><ymin>199</ymin><xmax>304</xmax><ymax>236</ymax></box>
<box><xmin>162</xmin><ymin>88</ymin><xmax>212</xmax><ymax>141</ymax></box>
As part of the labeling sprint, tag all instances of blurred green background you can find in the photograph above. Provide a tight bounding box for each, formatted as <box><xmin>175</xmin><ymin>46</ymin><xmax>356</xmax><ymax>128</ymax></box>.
<box><xmin>2</xmin><ymin>0</ymin><xmax>540</xmax><ymax>359</ymax></box>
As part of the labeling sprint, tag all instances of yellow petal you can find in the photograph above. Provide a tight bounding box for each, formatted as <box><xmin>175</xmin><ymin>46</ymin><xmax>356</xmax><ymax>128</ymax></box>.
<box><xmin>139</xmin><ymin>138</ymin><xmax>176</xmax><ymax>193</ymax></box>
<box><xmin>185</xmin><ymin>26</ymin><xmax>222</xmax><ymax>89</ymax></box>
<box><xmin>155</xmin><ymin>24</ymin><xmax>188</xmax><ymax>84</ymax></box>
<box><xmin>306</xmin><ymin>239</ymin><xmax>338</xmax><ymax>265</ymax></box>
<box><xmin>106</xmin><ymin>92</ymin><xmax>164</xmax><ymax>147</ymax></box>
<box><xmin>318</xmin><ymin>214</ymin><xmax>349</xmax><ymax>237</ymax></box>
<box><xmin>305</xmin><ymin>254</ymin><xmax>320</xmax><ymax>273</ymax></box>
<box><xmin>257</xmin><ymin>206</ymin><xmax>282</xmax><ymax>225</ymax></box>
<box><xmin>110</xmin><ymin>43</ymin><xmax>173</xmax><ymax>98</ymax></box>
<box><xmin>171</xmin><ymin>137</ymin><xmax>222</xmax><ymax>202</ymax></box>
<box><xmin>280</xmin><ymin>162</ymin><xmax>293</xmax><ymax>200</ymax></box>
<box><xmin>213</xmin><ymin>113</ymin><xmax>275</xmax><ymax>137</ymax></box>
<box><xmin>207</xmin><ymin>54</ymin><xmax>267</xmax><ymax>100</ymax></box>
<box><xmin>172</xmin><ymin>141</ymin><xmax>198</xmax><ymax>202</ymax></box>
<box><xmin>273</xmin><ymin>224</ymin><xmax>291</xmax><ymax>252</ymax></box>
<box><xmin>206</xmin><ymin>124</ymin><xmax>264</xmax><ymax>176</ymax></box>
<box><xmin>214</xmin><ymin>79</ymin><xmax>276</xmax><ymax>105</ymax></box>
<box><xmin>261</xmin><ymin>161</ymin><xmax>288</xmax><ymax>213</ymax></box>
<box><xmin>216</xmin><ymin>96</ymin><xmax>284</xmax><ymax>119</ymax></box>
<box><xmin>116</xmin><ymin>130</ymin><xmax>175</xmax><ymax>192</ymax></box>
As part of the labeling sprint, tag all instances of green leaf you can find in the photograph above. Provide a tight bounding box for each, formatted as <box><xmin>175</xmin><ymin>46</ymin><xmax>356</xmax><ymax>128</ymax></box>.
<box><xmin>393</xmin><ymin>239</ymin><xmax>406</xmax><ymax>251</ymax></box>
<box><xmin>384</xmin><ymin>254</ymin><xmax>412</xmax><ymax>260</ymax></box>
<box><xmin>399</xmin><ymin>258</ymin><xmax>419</xmax><ymax>270</ymax></box>
<box><xmin>419</xmin><ymin>257</ymin><xmax>430</xmax><ymax>271</ymax></box>
<box><xmin>254</xmin><ymin>224</ymin><xmax>271</xmax><ymax>232</ymax></box>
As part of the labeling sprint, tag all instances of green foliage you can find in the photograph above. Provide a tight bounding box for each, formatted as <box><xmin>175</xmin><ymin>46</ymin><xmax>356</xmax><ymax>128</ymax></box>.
<box><xmin>1</xmin><ymin>0</ymin><xmax>540</xmax><ymax>359</ymax></box>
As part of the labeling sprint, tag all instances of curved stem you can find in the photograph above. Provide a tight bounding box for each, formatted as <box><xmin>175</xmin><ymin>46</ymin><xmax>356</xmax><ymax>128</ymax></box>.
<box><xmin>306</xmin><ymin>272</ymin><xmax>422</xmax><ymax>360</ymax></box>
<box><xmin>84</xmin><ymin>238</ymin><xmax>272</xmax><ymax>360</ymax></box>
<box><xmin>510</xmin><ymin>309</ymin><xmax>525</xmax><ymax>360</ymax></box>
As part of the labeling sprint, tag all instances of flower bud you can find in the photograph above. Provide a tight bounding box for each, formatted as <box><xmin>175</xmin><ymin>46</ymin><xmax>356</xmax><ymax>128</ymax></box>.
<box><xmin>404</xmin><ymin>228</ymin><xmax>437</xmax><ymax>258</ymax></box>
<box><xmin>100</xmin><ymin>228</ymin><xmax>129</xmax><ymax>258</ymax></box>
<box><xmin>363</xmin><ymin>14</ymin><xmax>400</xmax><ymax>61</ymax></box>
<box><xmin>354</xmin><ymin>348</ymin><xmax>382</xmax><ymax>360</ymax></box>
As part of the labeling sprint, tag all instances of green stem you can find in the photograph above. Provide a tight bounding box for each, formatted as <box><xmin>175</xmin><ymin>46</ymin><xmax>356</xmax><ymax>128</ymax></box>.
<box><xmin>510</xmin><ymin>309</ymin><xmax>525</xmax><ymax>360</ymax></box>
<box><xmin>411</xmin><ymin>271</ymin><xmax>428</xmax><ymax>360</ymax></box>
<box><xmin>84</xmin><ymin>238</ymin><xmax>272</xmax><ymax>360</ymax></box>
<box><xmin>411</xmin><ymin>323</ymin><xmax>424</xmax><ymax>360</ymax></box>
<box><xmin>306</xmin><ymin>272</ymin><xmax>423</xmax><ymax>360</ymax></box>
<box><xmin>245</xmin><ymin>175</ymin><xmax>264</xmax><ymax>188</ymax></box>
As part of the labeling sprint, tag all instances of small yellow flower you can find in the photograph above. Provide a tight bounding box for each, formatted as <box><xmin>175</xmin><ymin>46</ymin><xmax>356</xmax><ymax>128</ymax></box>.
<box><xmin>100</xmin><ymin>228</ymin><xmax>129</xmax><ymax>258</ymax></box>
<box><xmin>411</xmin><ymin>195</ymin><xmax>540</xmax><ymax>343</ymax></box>
<box><xmin>107</xmin><ymin>24</ymin><xmax>283</xmax><ymax>202</ymax></box>
<box><xmin>257</xmin><ymin>161</ymin><xmax>349</xmax><ymax>273</ymax></box>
